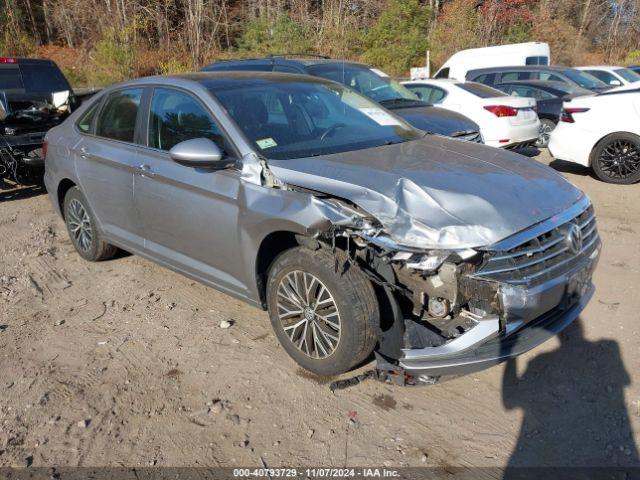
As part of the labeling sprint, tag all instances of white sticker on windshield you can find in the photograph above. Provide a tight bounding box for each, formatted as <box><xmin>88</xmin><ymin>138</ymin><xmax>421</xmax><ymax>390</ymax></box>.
<box><xmin>370</xmin><ymin>68</ymin><xmax>390</xmax><ymax>78</ymax></box>
<box><xmin>359</xmin><ymin>107</ymin><xmax>402</xmax><ymax>126</ymax></box>
<box><xmin>256</xmin><ymin>138</ymin><xmax>277</xmax><ymax>149</ymax></box>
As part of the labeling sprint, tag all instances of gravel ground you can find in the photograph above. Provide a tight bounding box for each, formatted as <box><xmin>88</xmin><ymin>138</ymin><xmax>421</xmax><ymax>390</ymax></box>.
<box><xmin>0</xmin><ymin>149</ymin><xmax>638</xmax><ymax>470</ymax></box>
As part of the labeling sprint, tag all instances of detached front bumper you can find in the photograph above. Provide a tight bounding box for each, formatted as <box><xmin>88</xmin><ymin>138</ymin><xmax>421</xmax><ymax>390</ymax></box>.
<box><xmin>398</xmin><ymin>232</ymin><xmax>600</xmax><ymax>379</ymax></box>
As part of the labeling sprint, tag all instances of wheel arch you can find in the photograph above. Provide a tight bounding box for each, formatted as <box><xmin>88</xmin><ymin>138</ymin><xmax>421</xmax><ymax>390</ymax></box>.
<box><xmin>57</xmin><ymin>178</ymin><xmax>77</xmax><ymax>219</ymax></box>
<box><xmin>254</xmin><ymin>230</ymin><xmax>303</xmax><ymax>307</ymax></box>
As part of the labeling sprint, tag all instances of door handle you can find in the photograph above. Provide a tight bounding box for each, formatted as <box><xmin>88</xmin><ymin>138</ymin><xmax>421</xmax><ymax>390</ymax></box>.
<box><xmin>137</xmin><ymin>163</ymin><xmax>155</xmax><ymax>177</ymax></box>
<box><xmin>79</xmin><ymin>146</ymin><xmax>90</xmax><ymax>159</ymax></box>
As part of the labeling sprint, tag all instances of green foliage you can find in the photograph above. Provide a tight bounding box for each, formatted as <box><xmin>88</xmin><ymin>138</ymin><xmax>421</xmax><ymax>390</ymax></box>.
<box><xmin>87</xmin><ymin>27</ymin><xmax>136</xmax><ymax>86</ymax></box>
<box><xmin>62</xmin><ymin>66</ymin><xmax>88</xmax><ymax>88</ymax></box>
<box><xmin>361</xmin><ymin>0</ymin><xmax>432</xmax><ymax>76</ymax></box>
<box><xmin>157</xmin><ymin>58</ymin><xmax>192</xmax><ymax>75</ymax></box>
<box><xmin>503</xmin><ymin>24</ymin><xmax>533</xmax><ymax>44</ymax></box>
<box><xmin>626</xmin><ymin>50</ymin><xmax>640</xmax><ymax>64</ymax></box>
<box><xmin>237</xmin><ymin>15</ymin><xmax>312</xmax><ymax>56</ymax></box>
<box><xmin>0</xmin><ymin>33</ymin><xmax>36</xmax><ymax>57</ymax></box>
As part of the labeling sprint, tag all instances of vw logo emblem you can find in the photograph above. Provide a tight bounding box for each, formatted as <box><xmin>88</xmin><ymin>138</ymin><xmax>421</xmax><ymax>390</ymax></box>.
<box><xmin>565</xmin><ymin>223</ymin><xmax>583</xmax><ymax>255</ymax></box>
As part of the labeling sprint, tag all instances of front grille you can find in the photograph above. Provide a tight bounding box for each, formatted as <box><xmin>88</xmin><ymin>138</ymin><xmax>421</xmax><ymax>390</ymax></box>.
<box><xmin>474</xmin><ymin>204</ymin><xmax>599</xmax><ymax>286</ymax></box>
<box><xmin>451</xmin><ymin>130</ymin><xmax>483</xmax><ymax>143</ymax></box>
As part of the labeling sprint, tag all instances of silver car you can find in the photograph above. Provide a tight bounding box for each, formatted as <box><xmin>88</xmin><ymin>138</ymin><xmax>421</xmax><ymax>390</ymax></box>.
<box><xmin>44</xmin><ymin>72</ymin><xmax>601</xmax><ymax>382</ymax></box>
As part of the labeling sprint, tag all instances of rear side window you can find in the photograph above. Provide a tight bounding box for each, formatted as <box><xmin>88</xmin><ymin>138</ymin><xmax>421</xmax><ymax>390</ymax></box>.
<box><xmin>20</xmin><ymin>64</ymin><xmax>70</xmax><ymax>92</ymax></box>
<box><xmin>148</xmin><ymin>87</ymin><xmax>230</xmax><ymax>154</ymax></box>
<box><xmin>95</xmin><ymin>89</ymin><xmax>143</xmax><ymax>143</ymax></box>
<box><xmin>587</xmin><ymin>70</ymin><xmax>618</xmax><ymax>85</ymax></box>
<box><xmin>538</xmin><ymin>72</ymin><xmax>563</xmax><ymax>82</ymax></box>
<box><xmin>0</xmin><ymin>69</ymin><xmax>23</xmax><ymax>89</ymax></box>
<box><xmin>471</xmin><ymin>73</ymin><xmax>495</xmax><ymax>85</ymax></box>
<box><xmin>501</xmin><ymin>71</ymin><xmax>531</xmax><ymax>82</ymax></box>
<box><xmin>434</xmin><ymin>67</ymin><xmax>449</xmax><ymax>79</ymax></box>
<box><xmin>77</xmin><ymin>102</ymin><xmax>100</xmax><ymax>133</ymax></box>
<box><xmin>526</xmin><ymin>56</ymin><xmax>549</xmax><ymax>66</ymax></box>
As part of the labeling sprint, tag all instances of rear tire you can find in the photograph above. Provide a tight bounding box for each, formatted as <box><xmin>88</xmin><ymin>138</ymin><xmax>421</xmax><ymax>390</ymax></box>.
<box><xmin>535</xmin><ymin>118</ymin><xmax>555</xmax><ymax>148</ymax></box>
<box><xmin>266</xmin><ymin>246</ymin><xmax>378</xmax><ymax>376</ymax></box>
<box><xmin>63</xmin><ymin>187</ymin><xmax>118</xmax><ymax>261</ymax></box>
<box><xmin>591</xmin><ymin>133</ymin><xmax>640</xmax><ymax>185</ymax></box>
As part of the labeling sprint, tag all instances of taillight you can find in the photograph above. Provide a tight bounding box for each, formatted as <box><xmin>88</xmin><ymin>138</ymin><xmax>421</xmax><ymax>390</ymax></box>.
<box><xmin>0</xmin><ymin>58</ymin><xmax>17</xmax><ymax>64</ymax></box>
<box><xmin>42</xmin><ymin>142</ymin><xmax>47</xmax><ymax>160</ymax></box>
<box><xmin>560</xmin><ymin>107</ymin><xmax>590</xmax><ymax>123</ymax></box>
<box><xmin>483</xmin><ymin>105</ymin><xmax>518</xmax><ymax>117</ymax></box>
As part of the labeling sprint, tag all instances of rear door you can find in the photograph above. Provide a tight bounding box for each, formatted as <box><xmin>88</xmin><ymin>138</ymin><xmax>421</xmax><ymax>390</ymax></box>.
<box><xmin>73</xmin><ymin>88</ymin><xmax>143</xmax><ymax>248</ymax></box>
<box><xmin>133</xmin><ymin>86</ymin><xmax>247</xmax><ymax>295</ymax></box>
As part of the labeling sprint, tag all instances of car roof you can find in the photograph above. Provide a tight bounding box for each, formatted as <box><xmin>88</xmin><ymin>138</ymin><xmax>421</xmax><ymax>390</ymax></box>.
<box><xmin>468</xmin><ymin>65</ymin><xmax>573</xmax><ymax>74</ymax></box>
<box><xmin>112</xmin><ymin>71</ymin><xmax>338</xmax><ymax>90</ymax></box>
<box><xmin>0</xmin><ymin>57</ymin><xmax>57</xmax><ymax>67</ymax></box>
<box><xmin>578</xmin><ymin>65</ymin><xmax>623</xmax><ymax>70</ymax></box>
<box><xmin>205</xmin><ymin>57</ymin><xmax>370</xmax><ymax>69</ymax></box>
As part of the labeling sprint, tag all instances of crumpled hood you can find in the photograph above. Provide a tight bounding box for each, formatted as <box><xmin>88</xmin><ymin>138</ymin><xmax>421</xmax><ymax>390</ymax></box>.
<box><xmin>392</xmin><ymin>106</ymin><xmax>479</xmax><ymax>136</ymax></box>
<box><xmin>268</xmin><ymin>136</ymin><xmax>583</xmax><ymax>250</ymax></box>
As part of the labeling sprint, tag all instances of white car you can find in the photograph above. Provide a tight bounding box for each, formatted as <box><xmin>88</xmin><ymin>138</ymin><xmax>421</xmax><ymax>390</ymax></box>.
<box><xmin>576</xmin><ymin>66</ymin><xmax>640</xmax><ymax>87</ymax></box>
<box><xmin>548</xmin><ymin>87</ymin><xmax>640</xmax><ymax>184</ymax></box>
<box><xmin>403</xmin><ymin>79</ymin><xmax>540</xmax><ymax>149</ymax></box>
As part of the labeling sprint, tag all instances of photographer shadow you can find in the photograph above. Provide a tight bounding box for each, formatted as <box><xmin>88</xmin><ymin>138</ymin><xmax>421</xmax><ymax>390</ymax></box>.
<box><xmin>501</xmin><ymin>319</ymin><xmax>638</xmax><ymax>476</ymax></box>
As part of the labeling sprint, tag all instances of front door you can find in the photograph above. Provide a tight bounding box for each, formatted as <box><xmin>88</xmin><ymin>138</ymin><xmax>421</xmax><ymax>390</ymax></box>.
<box><xmin>133</xmin><ymin>87</ymin><xmax>247</xmax><ymax>296</ymax></box>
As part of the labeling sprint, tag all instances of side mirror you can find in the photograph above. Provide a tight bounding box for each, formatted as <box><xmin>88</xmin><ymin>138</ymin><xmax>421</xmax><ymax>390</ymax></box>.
<box><xmin>610</xmin><ymin>79</ymin><xmax>622</xmax><ymax>86</ymax></box>
<box><xmin>169</xmin><ymin>138</ymin><xmax>234</xmax><ymax>169</ymax></box>
<box><xmin>0</xmin><ymin>92</ymin><xmax>8</xmax><ymax>121</ymax></box>
<box><xmin>414</xmin><ymin>91</ymin><xmax>423</xmax><ymax>100</ymax></box>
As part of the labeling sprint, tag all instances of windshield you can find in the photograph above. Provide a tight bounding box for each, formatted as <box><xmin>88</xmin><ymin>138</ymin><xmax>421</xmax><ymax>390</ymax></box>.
<box><xmin>615</xmin><ymin>68</ymin><xmax>640</xmax><ymax>83</ymax></box>
<box><xmin>208</xmin><ymin>80</ymin><xmax>421</xmax><ymax>160</ymax></box>
<box><xmin>561</xmin><ymin>69</ymin><xmax>608</xmax><ymax>89</ymax></box>
<box><xmin>306</xmin><ymin>63</ymin><xmax>421</xmax><ymax>104</ymax></box>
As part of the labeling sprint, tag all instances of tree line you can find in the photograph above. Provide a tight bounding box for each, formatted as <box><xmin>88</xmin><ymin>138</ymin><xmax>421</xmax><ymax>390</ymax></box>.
<box><xmin>2</xmin><ymin>0</ymin><xmax>639</xmax><ymax>86</ymax></box>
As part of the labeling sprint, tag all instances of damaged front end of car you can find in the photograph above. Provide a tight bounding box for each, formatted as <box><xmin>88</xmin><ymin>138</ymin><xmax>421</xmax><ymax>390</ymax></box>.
<box><xmin>287</xmin><ymin>187</ymin><xmax>601</xmax><ymax>387</ymax></box>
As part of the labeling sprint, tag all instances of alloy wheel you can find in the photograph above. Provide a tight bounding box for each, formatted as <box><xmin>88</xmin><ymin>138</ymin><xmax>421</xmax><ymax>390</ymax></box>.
<box><xmin>276</xmin><ymin>270</ymin><xmax>341</xmax><ymax>359</ymax></box>
<box><xmin>598</xmin><ymin>139</ymin><xmax>640</xmax><ymax>181</ymax></box>
<box><xmin>536</xmin><ymin>122</ymin><xmax>554</xmax><ymax>147</ymax></box>
<box><xmin>67</xmin><ymin>198</ymin><xmax>93</xmax><ymax>252</ymax></box>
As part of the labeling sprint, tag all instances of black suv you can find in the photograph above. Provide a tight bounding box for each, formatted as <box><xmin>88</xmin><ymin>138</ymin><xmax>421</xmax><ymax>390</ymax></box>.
<box><xmin>202</xmin><ymin>56</ymin><xmax>483</xmax><ymax>143</ymax></box>
<box><xmin>0</xmin><ymin>57</ymin><xmax>79</xmax><ymax>184</ymax></box>
<box><xmin>467</xmin><ymin>66</ymin><xmax>610</xmax><ymax>94</ymax></box>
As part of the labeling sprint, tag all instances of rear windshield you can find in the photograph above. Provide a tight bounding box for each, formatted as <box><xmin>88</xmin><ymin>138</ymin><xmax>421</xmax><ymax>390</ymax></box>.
<box><xmin>0</xmin><ymin>64</ymin><xmax>69</xmax><ymax>93</ymax></box>
<box><xmin>455</xmin><ymin>82</ymin><xmax>505</xmax><ymax>98</ymax></box>
<box><xmin>0</xmin><ymin>69</ymin><xmax>23</xmax><ymax>89</ymax></box>
<box><xmin>20</xmin><ymin>64</ymin><xmax>70</xmax><ymax>92</ymax></box>
<box><xmin>614</xmin><ymin>68</ymin><xmax>640</xmax><ymax>83</ymax></box>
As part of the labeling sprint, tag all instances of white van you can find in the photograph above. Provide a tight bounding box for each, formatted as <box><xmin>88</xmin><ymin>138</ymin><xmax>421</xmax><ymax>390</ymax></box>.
<box><xmin>432</xmin><ymin>42</ymin><xmax>551</xmax><ymax>81</ymax></box>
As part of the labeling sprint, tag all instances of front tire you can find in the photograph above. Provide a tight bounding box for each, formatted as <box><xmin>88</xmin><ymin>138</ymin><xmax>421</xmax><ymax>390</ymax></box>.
<box><xmin>266</xmin><ymin>247</ymin><xmax>378</xmax><ymax>376</ymax></box>
<box><xmin>591</xmin><ymin>133</ymin><xmax>640</xmax><ymax>184</ymax></box>
<box><xmin>63</xmin><ymin>187</ymin><xmax>117</xmax><ymax>261</ymax></box>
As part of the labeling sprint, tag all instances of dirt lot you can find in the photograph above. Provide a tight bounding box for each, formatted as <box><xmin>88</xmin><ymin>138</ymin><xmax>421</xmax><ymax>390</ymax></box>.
<box><xmin>0</xmin><ymin>149</ymin><xmax>639</xmax><ymax>471</ymax></box>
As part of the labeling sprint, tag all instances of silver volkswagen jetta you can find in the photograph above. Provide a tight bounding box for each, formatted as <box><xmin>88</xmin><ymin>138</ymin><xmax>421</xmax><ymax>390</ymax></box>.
<box><xmin>44</xmin><ymin>72</ymin><xmax>600</xmax><ymax>382</ymax></box>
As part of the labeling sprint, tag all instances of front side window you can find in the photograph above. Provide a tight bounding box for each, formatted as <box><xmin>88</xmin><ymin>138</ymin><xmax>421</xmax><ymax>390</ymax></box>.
<box><xmin>538</xmin><ymin>72</ymin><xmax>563</xmax><ymax>82</ymax></box>
<box><xmin>614</xmin><ymin>68</ymin><xmax>640</xmax><ymax>83</ymax></box>
<box><xmin>95</xmin><ymin>89</ymin><xmax>143</xmax><ymax>143</ymax></box>
<box><xmin>404</xmin><ymin>84</ymin><xmax>434</xmax><ymax>102</ymax></box>
<box><xmin>148</xmin><ymin>88</ymin><xmax>229</xmax><ymax>153</ymax></box>
<box><xmin>561</xmin><ymin>69</ymin><xmax>608</xmax><ymax>89</ymax></box>
<box><xmin>207</xmin><ymin>79</ymin><xmax>421</xmax><ymax>160</ymax></box>
<box><xmin>587</xmin><ymin>70</ymin><xmax>618</xmax><ymax>85</ymax></box>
